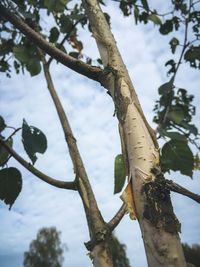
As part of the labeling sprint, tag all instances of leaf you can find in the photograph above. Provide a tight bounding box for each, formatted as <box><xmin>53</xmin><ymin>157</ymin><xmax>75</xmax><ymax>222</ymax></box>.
<box><xmin>26</xmin><ymin>59</ymin><xmax>41</xmax><ymax>76</ymax></box>
<box><xmin>164</xmin><ymin>131</ymin><xmax>186</xmax><ymax>141</ymax></box>
<box><xmin>158</xmin><ymin>77</ymin><xmax>174</xmax><ymax>95</ymax></box>
<box><xmin>184</xmin><ymin>45</ymin><xmax>200</xmax><ymax>69</ymax></box>
<box><xmin>114</xmin><ymin>154</ymin><xmax>127</xmax><ymax>194</ymax></box>
<box><xmin>22</xmin><ymin>119</ymin><xmax>47</xmax><ymax>164</ymax></box>
<box><xmin>0</xmin><ymin>116</ymin><xmax>6</xmax><ymax>132</ymax></box>
<box><xmin>0</xmin><ymin>167</ymin><xmax>22</xmax><ymax>209</ymax></box>
<box><xmin>169</xmin><ymin>37</ymin><xmax>179</xmax><ymax>54</ymax></box>
<box><xmin>69</xmin><ymin>52</ymin><xmax>80</xmax><ymax>59</ymax></box>
<box><xmin>148</xmin><ymin>14</ymin><xmax>162</xmax><ymax>25</ymax></box>
<box><xmin>44</xmin><ymin>0</ymin><xmax>68</xmax><ymax>13</ymax></box>
<box><xmin>161</xmin><ymin>140</ymin><xmax>194</xmax><ymax>177</ymax></box>
<box><xmin>0</xmin><ymin>138</ymin><xmax>13</xmax><ymax>167</ymax></box>
<box><xmin>167</xmin><ymin>107</ymin><xmax>185</xmax><ymax>124</ymax></box>
<box><xmin>159</xmin><ymin>20</ymin><xmax>173</xmax><ymax>35</ymax></box>
<box><xmin>141</xmin><ymin>0</ymin><xmax>149</xmax><ymax>11</ymax></box>
<box><xmin>49</xmin><ymin>27</ymin><xmax>60</xmax><ymax>43</ymax></box>
<box><xmin>165</xmin><ymin>59</ymin><xmax>176</xmax><ymax>75</ymax></box>
<box><xmin>134</xmin><ymin>6</ymin><xmax>139</xmax><ymax>24</ymax></box>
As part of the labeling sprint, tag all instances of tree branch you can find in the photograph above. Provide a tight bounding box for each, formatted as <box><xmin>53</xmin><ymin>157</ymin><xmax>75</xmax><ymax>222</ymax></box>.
<box><xmin>166</xmin><ymin>179</ymin><xmax>200</xmax><ymax>203</ymax></box>
<box><xmin>0</xmin><ymin>4</ymin><xmax>103</xmax><ymax>83</ymax></box>
<box><xmin>107</xmin><ymin>203</ymin><xmax>126</xmax><ymax>231</ymax></box>
<box><xmin>39</xmin><ymin>51</ymin><xmax>106</xmax><ymax>239</ymax></box>
<box><xmin>0</xmin><ymin>137</ymin><xmax>77</xmax><ymax>190</ymax></box>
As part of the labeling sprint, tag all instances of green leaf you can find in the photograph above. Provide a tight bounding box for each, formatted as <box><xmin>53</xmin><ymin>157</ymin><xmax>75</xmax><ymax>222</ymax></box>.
<box><xmin>60</xmin><ymin>14</ymin><xmax>73</xmax><ymax>33</ymax></box>
<box><xmin>13</xmin><ymin>45</ymin><xmax>28</xmax><ymax>63</ymax></box>
<box><xmin>134</xmin><ymin>6</ymin><xmax>139</xmax><ymax>24</ymax></box>
<box><xmin>26</xmin><ymin>58</ymin><xmax>41</xmax><ymax>76</ymax></box>
<box><xmin>141</xmin><ymin>0</ymin><xmax>149</xmax><ymax>11</ymax></box>
<box><xmin>0</xmin><ymin>167</ymin><xmax>22</xmax><ymax>209</ymax></box>
<box><xmin>22</xmin><ymin>119</ymin><xmax>47</xmax><ymax>164</ymax></box>
<box><xmin>159</xmin><ymin>20</ymin><xmax>173</xmax><ymax>35</ymax></box>
<box><xmin>0</xmin><ymin>116</ymin><xmax>6</xmax><ymax>132</ymax></box>
<box><xmin>114</xmin><ymin>154</ymin><xmax>127</xmax><ymax>194</ymax></box>
<box><xmin>167</xmin><ymin>108</ymin><xmax>185</xmax><ymax>124</ymax></box>
<box><xmin>148</xmin><ymin>14</ymin><xmax>162</xmax><ymax>25</ymax></box>
<box><xmin>158</xmin><ymin>77</ymin><xmax>174</xmax><ymax>95</ymax></box>
<box><xmin>164</xmin><ymin>131</ymin><xmax>187</xmax><ymax>141</ymax></box>
<box><xmin>180</xmin><ymin>122</ymin><xmax>198</xmax><ymax>136</ymax></box>
<box><xmin>49</xmin><ymin>27</ymin><xmax>60</xmax><ymax>43</ymax></box>
<box><xmin>44</xmin><ymin>0</ymin><xmax>68</xmax><ymax>13</ymax></box>
<box><xmin>161</xmin><ymin>140</ymin><xmax>194</xmax><ymax>177</ymax></box>
<box><xmin>0</xmin><ymin>138</ymin><xmax>13</xmax><ymax>167</ymax></box>
<box><xmin>184</xmin><ymin>45</ymin><xmax>200</xmax><ymax>69</ymax></box>
<box><xmin>169</xmin><ymin>37</ymin><xmax>179</xmax><ymax>54</ymax></box>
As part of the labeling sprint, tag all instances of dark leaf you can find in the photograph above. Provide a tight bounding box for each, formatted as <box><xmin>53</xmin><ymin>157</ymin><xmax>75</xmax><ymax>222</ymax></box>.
<box><xmin>26</xmin><ymin>58</ymin><xmax>41</xmax><ymax>76</ymax></box>
<box><xmin>44</xmin><ymin>0</ymin><xmax>68</xmax><ymax>13</ymax></box>
<box><xmin>161</xmin><ymin>140</ymin><xmax>194</xmax><ymax>177</ymax></box>
<box><xmin>0</xmin><ymin>116</ymin><xmax>6</xmax><ymax>132</ymax></box>
<box><xmin>134</xmin><ymin>6</ymin><xmax>139</xmax><ymax>24</ymax></box>
<box><xmin>169</xmin><ymin>37</ymin><xmax>179</xmax><ymax>54</ymax></box>
<box><xmin>141</xmin><ymin>0</ymin><xmax>149</xmax><ymax>11</ymax></box>
<box><xmin>184</xmin><ymin>46</ymin><xmax>200</xmax><ymax>69</ymax></box>
<box><xmin>49</xmin><ymin>27</ymin><xmax>60</xmax><ymax>43</ymax></box>
<box><xmin>159</xmin><ymin>20</ymin><xmax>173</xmax><ymax>35</ymax></box>
<box><xmin>167</xmin><ymin>107</ymin><xmax>185</xmax><ymax>124</ymax></box>
<box><xmin>69</xmin><ymin>52</ymin><xmax>80</xmax><ymax>59</ymax></box>
<box><xmin>164</xmin><ymin>131</ymin><xmax>187</xmax><ymax>141</ymax></box>
<box><xmin>114</xmin><ymin>154</ymin><xmax>127</xmax><ymax>194</ymax></box>
<box><xmin>158</xmin><ymin>77</ymin><xmax>174</xmax><ymax>95</ymax></box>
<box><xmin>22</xmin><ymin>119</ymin><xmax>47</xmax><ymax>164</ymax></box>
<box><xmin>165</xmin><ymin>59</ymin><xmax>176</xmax><ymax>75</ymax></box>
<box><xmin>0</xmin><ymin>167</ymin><xmax>22</xmax><ymax>209</ymax></box>
<box><xmin>0</xmin><ymin>138</ymin><xmax>13</xmax><ymax>167</ymax></box>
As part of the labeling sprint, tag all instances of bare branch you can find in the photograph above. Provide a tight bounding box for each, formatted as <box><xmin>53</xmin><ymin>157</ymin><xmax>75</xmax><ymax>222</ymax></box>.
<box><xmin>166</xmin><ymin>179</ymin><xmax>200</xmax><ymax>203</ymax></box>
<box><xmin>0</xmin><ymin>4</ymin><xmax>103</xmax><ymax>83</ymax></box>
<box><xmin>0</xmin><ymin>137</ymin><xmax>77</xmax><ymax>190</ymax></box>
<box><xmin>107</xmin><ymin>203</ymin><xmax>126</xmax><ymax>231</ymax></box>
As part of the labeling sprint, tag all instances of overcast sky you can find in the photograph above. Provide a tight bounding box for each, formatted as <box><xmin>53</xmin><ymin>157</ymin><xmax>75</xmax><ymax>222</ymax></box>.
<box><xmin>0</xmin><ymin>2</ymin><xmax>200</xmax><ymax>267</ymax></box>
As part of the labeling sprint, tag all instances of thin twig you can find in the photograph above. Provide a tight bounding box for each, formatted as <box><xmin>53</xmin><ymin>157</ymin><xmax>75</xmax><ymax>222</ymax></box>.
<box><xmin>107</xmin><ymin>203</ymin><xmax>126</xmax><ymax>231</ymax></box>
<box><xmin>0</xmin><ymin>4</ymin><xmax>103</xmax><ymax>83</ymax></box>
<box><xmin>6</xmin><ymin>127</ymin><xmax>21</xmax><ymax>140</ymax></box>
<box><xmin>0</xmin><ymin>137</ymin><xmax>77</xmax><ymax>190</ymax></box>
<box><xmin>166</xmin><ymin>179</ymin><xmax>200</xmax><ymax>203</ymax></box>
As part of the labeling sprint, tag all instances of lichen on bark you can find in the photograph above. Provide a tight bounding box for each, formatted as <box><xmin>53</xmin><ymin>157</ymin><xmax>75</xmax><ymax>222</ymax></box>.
<box><xmin>142</xmin><ymin>169</ymin><xmax>181</xmax><ymax>234</ymax></box>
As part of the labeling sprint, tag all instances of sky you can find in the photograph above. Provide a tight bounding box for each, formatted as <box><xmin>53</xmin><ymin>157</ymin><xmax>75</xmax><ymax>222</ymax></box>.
<box><xmin>0</xmin><ymin>1</ymin><xmax>200</xmax><ymax>267</ymax></box>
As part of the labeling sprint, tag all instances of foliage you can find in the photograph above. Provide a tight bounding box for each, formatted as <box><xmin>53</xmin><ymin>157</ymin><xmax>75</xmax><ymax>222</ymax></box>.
<box><xmin>109</xmin><ymin>234</ymin><xmax>131</xmax><ymax>267</ymax></box>
<box><xmin>182</xmin><ymin>243</ymin><xmax>200</xmax><ymax>267</ymax></box>
<box><xmin>0</xmin><ymin>116</ymin><xmax>47</xmax><ymax>208</ymax></box>
<box><xmin>23</xmin><ymin>227</ymin><xmax>67</xmax><ymax>267</ymax></box>
<box><xmin>114</xmin><ymin>0</ymin><xmax>200</xmax><ymax>178</ymax></box>
<box><xmin>114</xmin><ymin>154</ymin><xmax>127</xmax><ymax>194</ymax></box>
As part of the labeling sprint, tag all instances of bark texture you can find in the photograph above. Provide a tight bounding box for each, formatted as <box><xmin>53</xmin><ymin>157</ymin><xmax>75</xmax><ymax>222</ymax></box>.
<box><xmin>83</xmin><ymin>1</ymin><xmax>187</xmax><ymax>266</ymax></box>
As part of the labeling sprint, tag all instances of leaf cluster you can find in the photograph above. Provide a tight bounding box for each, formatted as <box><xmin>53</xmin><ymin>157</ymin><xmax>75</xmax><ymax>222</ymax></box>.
<box><xmin>0</xmin><ymin>115</ymin><xmax>47</xmax><ymax>208</ymax></box>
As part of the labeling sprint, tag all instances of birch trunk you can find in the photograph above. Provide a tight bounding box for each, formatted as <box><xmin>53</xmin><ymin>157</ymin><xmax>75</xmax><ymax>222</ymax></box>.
<box><xmin>83</xmin><ymin>1</ymin><xmax>187</xmax><ymax>266</ymax></box>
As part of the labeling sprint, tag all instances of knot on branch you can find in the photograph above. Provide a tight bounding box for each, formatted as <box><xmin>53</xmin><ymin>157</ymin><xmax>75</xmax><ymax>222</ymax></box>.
<box><xmin>84</xmin><ymin>226</ymin><xmax>111</xmax><ymax>251</ymax></box>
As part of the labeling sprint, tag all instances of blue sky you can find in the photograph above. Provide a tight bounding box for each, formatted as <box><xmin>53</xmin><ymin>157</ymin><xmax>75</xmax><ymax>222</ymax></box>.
<box><xmin>0</xmin><ymin>2</ymin><xmax>200</xmax><ymax>267</ymax></box>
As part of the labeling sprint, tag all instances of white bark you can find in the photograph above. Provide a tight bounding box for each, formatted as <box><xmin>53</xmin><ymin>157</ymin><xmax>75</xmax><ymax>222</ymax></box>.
<box><xmin>83</xmin><ymin>1</ymin><xmax>187</xmax><ymax>266</ymax></box>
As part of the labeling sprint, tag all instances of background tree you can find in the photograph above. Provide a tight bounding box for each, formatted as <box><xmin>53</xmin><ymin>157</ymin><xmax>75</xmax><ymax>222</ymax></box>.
<box><xmin>0</xmin><ymin>0</ymin><xmax>200</xmax><ymax>267</ymax></box>
<box><xmin>23</xmin><ymin>227</ymin><xmax>66</xmax><ymax>267</ymax></box>
<box><xmin>110</xmin><ymin>234</ymin><xmax>131</xmax><ymax>267</ymax></box>
<box><xmin>182</xmin><ymin>243</ymin><xmax>200</xmax><ymax>267</ymax></box>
